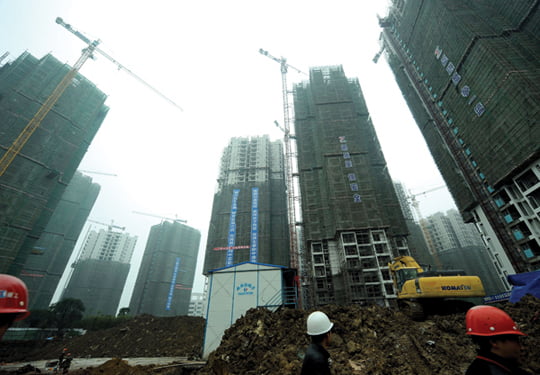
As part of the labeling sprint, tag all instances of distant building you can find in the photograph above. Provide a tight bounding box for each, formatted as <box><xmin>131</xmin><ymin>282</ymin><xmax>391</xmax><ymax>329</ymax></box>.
<box><xmin>427</xmin><ymin>210</ymin><xmax>484</xmax><ymax>251</ymax></box>
<box><xmin>79</xmin><ymin>227</ymin><xmax>137</xmax><ymax>263</ymax></box>
<box><xmin>188</xmin><ymin>292</ymin><xmax>206</xmax><ymax>318</ymax></box>
<box><xmin>393</xmin><ymin>181</ymin><xmax>434</xmax><ymax>267</ymax></box>
<box><xmin>0</xmin><ymin>52</ymin><xmax>109</xmax><ymax>274</ymax></box>
<box><xmin>130</xmin><ymin>221</ymin><xmax>200</xmax><ymax>317</ymax></box>
<box><xmin>379</xmin><ymin>0</ymin><xmax>540</xmax><ymax>274</ymax></box>
<box><xmin>62</xmin><ymin>227</ymin><xmax>136</xmax><ymax>317</ymax></box>
<box><xmin>426</xmin><ymin>209</ymin><xmax>508</xmax><ymax>295</ymax></box>
<box><xmin>19</xmin><ymin>171</ymin><xmax>100</xmax><ymax>310</ymax></box>
<box><xmin>202</xmin><ymin>136</ymin><xmax>290</xmax><ymax>274</ymax></box>
<box><xmin>293</xmin><ymin>66</ymin><xmax>410</xmax><ymax>307</ymax></box>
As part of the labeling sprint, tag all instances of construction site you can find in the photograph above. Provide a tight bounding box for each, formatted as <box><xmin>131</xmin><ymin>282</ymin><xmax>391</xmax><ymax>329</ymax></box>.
<box><xmin>1</xmin><ymin>0</ymin><xmax>540</xmax><ymax>374</ymax></box>
<box><xmin>1</xmin><ymin>296</ymin><xmax>539</xmax><ymax>374</ymax></box>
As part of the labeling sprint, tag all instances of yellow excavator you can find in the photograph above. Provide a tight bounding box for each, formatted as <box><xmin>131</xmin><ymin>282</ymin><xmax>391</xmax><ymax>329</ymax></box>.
<box><xmin>389</xmin><ymin>256</ymin><xmax>485</xmax><ymax>320</ymax></box>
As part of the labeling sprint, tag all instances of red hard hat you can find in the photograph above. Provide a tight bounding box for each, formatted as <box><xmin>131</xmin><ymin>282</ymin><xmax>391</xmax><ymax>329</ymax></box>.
<box><xmin>0</xmin><ymin>274</ymin><xmax>30</xmax><ymax>321</ymax></box>
<box><xmin>466</xmin><ymin>305</ymin><xmax>526</xmax><ymax>337</ymax></box>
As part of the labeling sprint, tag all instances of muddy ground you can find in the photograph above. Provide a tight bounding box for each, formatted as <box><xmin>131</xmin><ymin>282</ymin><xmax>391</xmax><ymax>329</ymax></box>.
<box><xmin>2</xmin><ymin>296</ymin><xmax>539</xmax><ymax>375</ymax></box>
<box><xmin>1</xmin><ymin>315</ymin><xmax>205</xmax><ymax>362</ymax></box>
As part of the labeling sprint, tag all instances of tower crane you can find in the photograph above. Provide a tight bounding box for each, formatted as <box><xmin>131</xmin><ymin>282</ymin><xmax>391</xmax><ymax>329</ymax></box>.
<box><xmin>407</xmin><ymin>185</ymin><xmax>446</xmax><ymax>268</ymax></box>
<box><xmin>87</xmin><ymin>219</ymin><xmax>125</xmax><ymax>231</ymax></box>
<box><xmin>132</xmin><ymin>210</ymin><xmax>187</xmax><ymax>224</ymax></box>
<box><xmin>79</xmin><ymin>170</ymin><xmax>118</xmax><ymax>177</ymax></box>
<box><xmin>260</xmin><ymin>48</ymin><xmax>306</xmax><ymax>306</ymax></box>
<box><xmin>0</xmin><ymin>52</ymin><xmax>9</xmax><ymax>65</ymax></box>
<box><xmin>0</xmin><ymin>17</ymin><xmax>183</xmax><ymax>177</ymax></box>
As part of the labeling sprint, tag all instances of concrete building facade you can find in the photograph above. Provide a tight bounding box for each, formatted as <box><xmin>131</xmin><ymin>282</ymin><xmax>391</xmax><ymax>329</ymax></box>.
<box><xmin>79</xmin><ymin>228</ymin><xmax>137</xmax><ymax>263</ymax></box>
<box><xmin>0</xmin><ymin>52</ymin><xmax>108</xmax><ymax>274</ymax></box>
<box><xmin>130</xmin><ymin>221</ymin><xmax>200</xmax><ymax>317</ymax></box>
<box><xmin>379</xmin><ymin>0</ymin><xmax>540</xmax><ymax>275</ymax></box>
<box><xmin>18</xmin><ymin>171</ymin><xmax>100</xmax><ymax>310</ymax></box>
<box><xmin>188</xmin><ymin>292</ymin><xmax>206</xmax><ymax>318</ymax></box>
<box><xmin>202</xmin><ymin>136</ymin><xmax>290</xmax><ymax>274</ymax></box>
<box><xmin>293</xmin><ymin>66</ymin><xmax>410</xmax><ymax>307</ymax></box>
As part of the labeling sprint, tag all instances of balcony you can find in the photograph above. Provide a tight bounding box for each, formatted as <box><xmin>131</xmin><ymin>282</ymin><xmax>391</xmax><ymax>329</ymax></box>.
<box><xmin>513</xmin><ymin>230</ymin><xmax>525</xmax><ymax>241</ymax></box>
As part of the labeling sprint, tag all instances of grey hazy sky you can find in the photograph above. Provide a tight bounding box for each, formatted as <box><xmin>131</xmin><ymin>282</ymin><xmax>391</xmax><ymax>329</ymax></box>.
<box><xmin>0</xmin><ymin>0</ymin><xmax>457</xmax><ymax>308</ymax></box>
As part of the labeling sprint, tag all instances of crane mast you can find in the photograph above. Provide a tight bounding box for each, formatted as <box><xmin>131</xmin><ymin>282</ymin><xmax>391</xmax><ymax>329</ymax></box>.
<box><xmin>0</xmin><ymin>41</ymin><xmax>99</xmax><ymax>176</ymax></box>
<box><xmin>0</xmin><ymin>17</ymin><xmax>182</xmax><ymax>177</ymax></box>
<box><xmin>259</xmin><ymin>48</ymin><xmax>304</xmax><ymax>298</ymax></box>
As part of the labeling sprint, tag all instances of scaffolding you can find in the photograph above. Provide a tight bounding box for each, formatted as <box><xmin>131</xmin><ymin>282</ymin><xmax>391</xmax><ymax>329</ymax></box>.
<box><xmin>380</xmin><ymin>0</ymin><xmax>540</xmax><ymax>272</ymax></box>
<box><xmin>0</xmin><ymin>52</ymin><xmax>108</xmax><ymax>274</ymax></box>
<box><xmin>293</xmin><ymin>66</ymin><xmax>411</xmax><ymax>307</ymax></box>
<box><xmin>202</xmin><ymin>136</ymin><xmax>290</xmax><ymax>274</ymax></box>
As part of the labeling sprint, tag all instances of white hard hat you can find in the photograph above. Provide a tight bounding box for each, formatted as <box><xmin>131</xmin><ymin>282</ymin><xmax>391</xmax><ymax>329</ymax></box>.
<box><xmin>307</xmin><ymin>311</ymin><xmax>334</xmax><ymax>335</ymax></box>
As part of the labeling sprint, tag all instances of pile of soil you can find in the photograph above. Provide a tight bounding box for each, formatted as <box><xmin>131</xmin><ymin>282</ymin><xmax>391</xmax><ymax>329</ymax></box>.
<box><xmin>62</xmin><ymin>358</ymin><xmax>150</xmax><ymax>375</ymax></box>
<box><xmin>199</xmin><ymin>296</ymin><xmax>540</xmax><ymax>375</ymax></box>
<box><xmin>1</xmin><ymin>315</ymin><xmax>205</xmax><ymax>362</ymax></box>
<box><xmin>3</xmin><ymin>297</ymin><xmax>539</xmax><ymax>374</ymax></box>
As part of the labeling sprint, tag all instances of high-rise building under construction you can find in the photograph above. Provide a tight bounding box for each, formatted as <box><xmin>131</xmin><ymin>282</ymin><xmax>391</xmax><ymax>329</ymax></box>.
<box><xmin>62</xmin><ymin>227</ymin><xmax>137</xmax><ymax>317</ymax></box>
<box><xmin>0</xmin><ymin>52</ymin><xmax>109</xmax><ymax>274</ymax></box>
<box><xmin>379</xmin><ymin>0</ymin><xmax>540</xmax><ymax>278</ymax></box>
<box><xmin>19</xmin><ymin>171</ymin><xmax>100</xmax><ymax>310</ymax></box>
<box><xmin>293</xmin><ymin>66</ymin><xmax>410</xmax><ymax>307</ymax></box>
<box><xmin>202</xmin><ymin>136</ymin><xmax>290</xmax><ymax>274</ymax></box>
<box><xmin>130</xmin><ymin>221</ymin><xmax>200</xmax><ymax>317</ymax></box>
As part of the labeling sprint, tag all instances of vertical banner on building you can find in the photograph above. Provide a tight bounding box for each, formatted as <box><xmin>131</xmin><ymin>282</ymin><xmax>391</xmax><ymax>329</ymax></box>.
<box><xmin>250</xmin><ymin>187</ymin><xmax>259</xmax><ymax>263</ymax></box>
<box><xmin>226</xmin><ymin>189</ymin><xmax>240</xmax><ymax>266</ymax></box>
<box><xmin>166</xmin><ymin>257</ymin><xmax>181</xmax><ymax>311</ymax></box>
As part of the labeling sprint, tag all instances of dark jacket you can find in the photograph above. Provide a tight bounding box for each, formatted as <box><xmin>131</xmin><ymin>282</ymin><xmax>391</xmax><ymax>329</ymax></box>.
<box><xmin>301</xmin><ymin>343</ymin><xmax>331</xmax><ymax>375</ymax></box>
<box><xmin>466</xmin><ymin>351</ymin><xmax>531</xmax><ymax>375</ymax></box>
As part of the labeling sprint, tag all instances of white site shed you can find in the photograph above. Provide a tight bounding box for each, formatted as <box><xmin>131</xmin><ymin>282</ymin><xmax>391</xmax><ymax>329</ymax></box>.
<box><xmin>203</xmin><ymin>261</ymin><xmax>286</xmax><ymax>358</ymax></box>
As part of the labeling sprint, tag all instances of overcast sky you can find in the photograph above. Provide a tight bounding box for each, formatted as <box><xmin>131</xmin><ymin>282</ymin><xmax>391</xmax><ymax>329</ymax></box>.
<box><xmin>0</xmin><ymin>0</ymin><xmax>457</xmax><ymax>309</ymax></box>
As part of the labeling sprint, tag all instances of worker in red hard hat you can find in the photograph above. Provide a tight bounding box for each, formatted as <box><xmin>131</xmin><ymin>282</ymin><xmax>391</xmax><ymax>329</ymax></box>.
<box><xmin>301</xmin><ymin>311</ymin><xmax>334</xmax><ymax>375</ymax></box>
<box><xmin>465</xmin><ymin>305</ymin><xmax>531</xmax><ymax>375</ymax></box>
<box><xmin>0</xmin><ymin>274</ymin><xmax>30</xmax><ymax>340</ymax></box>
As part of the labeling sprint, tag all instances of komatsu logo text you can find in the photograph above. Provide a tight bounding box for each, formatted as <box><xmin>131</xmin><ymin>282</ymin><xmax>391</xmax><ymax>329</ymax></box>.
<box><xmin>441</xmin><ymin>285</ymin><xmax>472</xmax><ymax>291</ymax></box>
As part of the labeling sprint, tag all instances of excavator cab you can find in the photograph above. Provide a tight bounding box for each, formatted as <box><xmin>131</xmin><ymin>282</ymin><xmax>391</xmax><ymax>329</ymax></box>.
<box><xmin>394</xmin><ymin>268</ymin><xmax>419</xmax><ymax>291</ymax></box>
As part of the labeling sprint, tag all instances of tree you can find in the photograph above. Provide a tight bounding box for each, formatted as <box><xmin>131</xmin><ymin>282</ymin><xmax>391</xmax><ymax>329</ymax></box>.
<box><xmin>49</xmin><ymin>298</ymin><xmax>85</xmax><ymax>335</ymax></box>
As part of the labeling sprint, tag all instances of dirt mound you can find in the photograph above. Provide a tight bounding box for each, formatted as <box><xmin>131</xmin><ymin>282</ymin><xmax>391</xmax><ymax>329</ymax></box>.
<box><xmin>2</xmin><ymin>315</ymin><xmax>205</xmax><ymax>362</ymax></box>
<box><xmin>3</xmin><ymin>297</ymin><xmax>539</xmax><ymax>374</ymax></box>
<box><xmin>198</xmin><ymin>296</ymin><xmax>540</xmax><ymax>375</ymax></box>
<box><xmin>67</xmin><ymin>358</ymin><xmax>150</xmax><ymax>375</ymax></box>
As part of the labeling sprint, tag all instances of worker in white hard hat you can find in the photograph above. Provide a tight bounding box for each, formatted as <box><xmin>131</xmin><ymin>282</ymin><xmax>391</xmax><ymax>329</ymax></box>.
<box><xmin>301</xmin><ymin>311</ymin><xmax>334</xmax><ymax>375</ymax></box>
